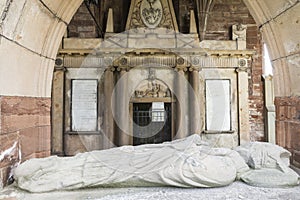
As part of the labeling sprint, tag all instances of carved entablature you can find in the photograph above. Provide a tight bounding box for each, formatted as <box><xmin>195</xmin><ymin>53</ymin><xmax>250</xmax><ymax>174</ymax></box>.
<box><xmin>126</xmin><ymin>0</ymin><xmax>177</xmax><ymax>31</ymax></box>
<box><xmin>134</xmin><ymin>79</ymin><xmax>171</xmax><ymax>98</ymax></box>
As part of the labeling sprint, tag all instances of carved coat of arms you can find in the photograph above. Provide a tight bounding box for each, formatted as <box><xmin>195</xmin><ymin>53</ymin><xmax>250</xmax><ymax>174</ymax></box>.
<box><xmin>140</xmin><ymin>0</ymin><xmax>163</xmax><ymax>28</ymax></box>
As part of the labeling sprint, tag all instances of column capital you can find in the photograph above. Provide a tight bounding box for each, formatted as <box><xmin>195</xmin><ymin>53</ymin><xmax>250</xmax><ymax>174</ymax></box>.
<box><xmin>117</xmin><ymin>66</ymin><xmax>130</xmax><ymax>72</ymax></box>
<box><xmin>175</xmin><ymin>66</ymin><xmax>188</xmax><ymax>72</ymax></box>
<box><xmin>189</xmin><ymin>66</ymin><xmax>202</xmax><ymax>72</ymax></box>
<box><xmin>235</xmin><ymin>66</ymin><xmax>249</xmax><ymax>73</ymax></box>
<box><xmin>175</xmin><ymin>56</ymin><xmax>190</xmax><ymax>72</ymax></box>
<box><xmin>54</xmin><ymin>66</ymin><xmax>67</xmax><ymax>72</ymax></box>
<box><xmin>106</xmin><ymin>66</ymin><xmax>116</xmax><ymax>72</ymax></box>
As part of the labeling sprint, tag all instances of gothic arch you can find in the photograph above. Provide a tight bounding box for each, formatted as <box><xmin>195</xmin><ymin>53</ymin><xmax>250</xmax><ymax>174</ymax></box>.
<box><xmin>0</xmin><ymin>0</ymin><xmax>299</xmax><ymax>186</ymax></box>
<box><xmin>0</xmin><ymin>0</ymin><xmax>84</xmax><ymax>97</ymax></box>
<box><xmin>243</xmin><ymin>0</ymin><xmax>299</xmax><ymax>96</ymax></box>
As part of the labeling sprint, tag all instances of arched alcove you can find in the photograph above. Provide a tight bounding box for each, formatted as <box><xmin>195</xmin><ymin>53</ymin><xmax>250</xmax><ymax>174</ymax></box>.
<box><xmin>0</xmin><ymin>0</ymin><xmax>299</xmax><ymax>186</ymax></box>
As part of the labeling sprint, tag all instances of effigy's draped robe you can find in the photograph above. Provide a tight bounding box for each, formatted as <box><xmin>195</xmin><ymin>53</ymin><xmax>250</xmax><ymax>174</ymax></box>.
<box><xmin>14</xmin><ymin>134</ymin><xmax>249</xmax><ymax>192</ymax></box>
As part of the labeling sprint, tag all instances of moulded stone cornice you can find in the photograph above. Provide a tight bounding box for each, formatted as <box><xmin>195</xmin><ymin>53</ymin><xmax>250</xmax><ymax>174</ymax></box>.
<box><xmin>206</xmin><ymin>50</ymin><xmax>254</xmax><ymax>57</ymax></box>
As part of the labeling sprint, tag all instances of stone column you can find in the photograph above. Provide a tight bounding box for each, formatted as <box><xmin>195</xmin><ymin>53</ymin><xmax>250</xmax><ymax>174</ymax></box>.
<box><xmin>175</xmin><ymin>67</ymin><xmax>188</xmax><ymax>139</ymax></box>
<box><xmin>51</xmin><ymin>66</ymin><xmax>65</xmax><ymax>155</ymax></box>
<box><xmin>236</xmin><ymin>64</ymin><xmax>250</xmax><ymax>144</ymax></box>
<box><xmin>115</xmin><ymin>68</ymin><xmax>131</xmax><ymax>146</ymax></box>
<box><xmin>264</xmin><ymin>75</ymin><xmax>276</xmax><ymax>144</ymax></box>
<box><xmin>189</xmin><ymin>67</ymin><xmax>201</xmax><ymax>134</ymax></box>
<box><xmin>103</xmin><ymin>68</ymin><xmax>115</xmax><ymax>149</ymax></box>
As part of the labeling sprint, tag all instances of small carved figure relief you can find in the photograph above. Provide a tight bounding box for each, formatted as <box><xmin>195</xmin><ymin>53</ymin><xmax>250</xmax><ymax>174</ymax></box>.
<box><xmin>134</xmin><ymin>79</ymin><xmax>171</xmax><ymax>98</ymax></box>
<box><xmin>232</xmin><ymin>24</ymin><xmax>247</xmax><ymax>41</ymax></box>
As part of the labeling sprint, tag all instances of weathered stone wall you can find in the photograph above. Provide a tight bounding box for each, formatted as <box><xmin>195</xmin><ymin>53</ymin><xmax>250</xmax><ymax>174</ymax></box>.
<box><xmin>275</xmin><ymin>96</ymin><xmax>300</xmax><ymax>167</ymax></box>
<box><xmin>0</xmin><ymin>96</ymin><xmax>51</xmax><ymax>187</ymax></box>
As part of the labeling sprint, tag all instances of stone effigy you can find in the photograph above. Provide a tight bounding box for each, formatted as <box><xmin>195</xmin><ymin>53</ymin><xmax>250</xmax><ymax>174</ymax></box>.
<box><xmin>235</xmin><ymin>142</ymin><xmax>299</xmax><ymax>187</ymax></box>
<box><xmin>13</xmin><ymin>134</ymin><xmax>299</xmax><ymax>193</ymax></box>
<box><xmin>14</xmin><ymin>134</ymin><xmax>249</xmax><ymax>192</ymax></box>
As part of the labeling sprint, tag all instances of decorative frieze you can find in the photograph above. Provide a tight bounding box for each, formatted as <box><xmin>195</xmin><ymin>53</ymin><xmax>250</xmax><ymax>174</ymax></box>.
<box><xmin>58</xmin><ymin>50</ymin><xmax>253</xmax><ymax>70</ymax></box>
<box><xmin>62</xmin><ymin>56</ymin><xmax>116</xmax><ymax>68</ymax></box>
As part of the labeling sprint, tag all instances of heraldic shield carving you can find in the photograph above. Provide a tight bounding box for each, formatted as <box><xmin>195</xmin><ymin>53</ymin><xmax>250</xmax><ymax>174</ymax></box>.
<box><xmin>140</xmin><ymin>0</ymin><xmax>163</xmax><ymax>28</ymax></box>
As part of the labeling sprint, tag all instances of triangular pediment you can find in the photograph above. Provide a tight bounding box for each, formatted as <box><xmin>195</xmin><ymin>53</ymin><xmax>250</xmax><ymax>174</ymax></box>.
<box><xmin>126</xmin><ymin>0</ymin><xmax>178</xmax><ymax>31</ymax></box>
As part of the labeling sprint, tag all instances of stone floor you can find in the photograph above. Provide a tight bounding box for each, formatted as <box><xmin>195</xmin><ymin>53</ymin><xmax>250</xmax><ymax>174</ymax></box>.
<box><xmin>1</xmin><ymin>181</ymin><xmax>300</xmax><ymax>200</ymax></box>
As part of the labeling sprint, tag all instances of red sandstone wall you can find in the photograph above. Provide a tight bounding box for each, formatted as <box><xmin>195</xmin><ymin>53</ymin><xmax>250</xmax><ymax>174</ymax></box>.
<box><xmin>0</xmin><ymin>96</ymin><xmax>51</xmax><ymax>186</ymax></box>
<box><xmin>275</xmin><ymin>97</ymin><xmax>300</xmax><ymax>167</ymax></box>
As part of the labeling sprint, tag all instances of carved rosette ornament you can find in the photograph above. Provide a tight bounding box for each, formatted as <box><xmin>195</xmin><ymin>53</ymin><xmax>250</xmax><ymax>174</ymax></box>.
<box><xmin>140</xmin><ymin>0</ymin><xmax>163</xmax><ymax>28</ymax></box>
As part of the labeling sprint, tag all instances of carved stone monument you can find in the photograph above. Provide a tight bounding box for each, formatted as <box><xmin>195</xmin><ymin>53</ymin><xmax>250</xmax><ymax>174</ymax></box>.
<box><xmin>13</xmin><ymin>135</ymin><xmax>299</xmax><ymax>192</ymax></box>
<box><xmin>14</xmin><ymin>135</ymin><xmax>249</xmax><ymax>192</ymax></box>
<box><xmin>235</xmin><ymin>142</ymin><xmax>299</xmax><ymax>187</ymax></box>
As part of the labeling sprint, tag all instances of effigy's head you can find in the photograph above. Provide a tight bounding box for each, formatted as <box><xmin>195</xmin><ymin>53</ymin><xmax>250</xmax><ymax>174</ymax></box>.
<box><xmin>235</xmin><ymin>142</ymin><xmax>291</xmax><ymax>170</ymax></box>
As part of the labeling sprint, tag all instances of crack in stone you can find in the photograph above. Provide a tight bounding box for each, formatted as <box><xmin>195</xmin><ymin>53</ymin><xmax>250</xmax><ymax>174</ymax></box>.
<box><xmin>271</xmin><ymin>51</ymin><xmax>300</xmax><ymax>62</ymax></box>
<box><xmin>0</xmin><ymin>33</ymin><xmax>55</xmax><ymax>60</ymax></box>
<box><xmin>38</xmin><ymin>0</ymin><xmax>69</xmax><ymax>26</ymax></box>
<box><xmin>0</xmin><ymin>0</ymin><xmax>13</xmax><ymax>44</ymax></box>
<box><xmin>259</xmin><ymin>1</ymin><xmax>299</xmax><ymax>29</ymax></box>
<box><xmin>12</xmin><ymin>0</ymin><xmax>26</xmax><ymax>42</ymax></box>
